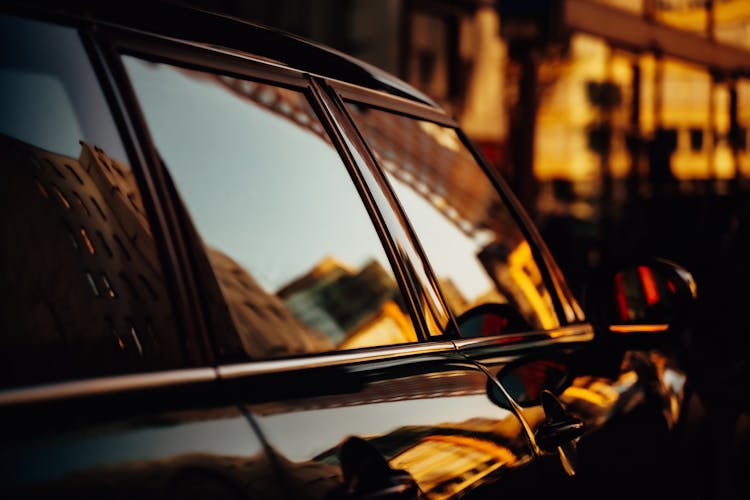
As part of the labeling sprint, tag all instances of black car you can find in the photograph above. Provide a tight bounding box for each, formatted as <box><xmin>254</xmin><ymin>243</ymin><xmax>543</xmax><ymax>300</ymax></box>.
<box><xmin>0</xmin><ymin>1</ymin><xmax>699</xmax><ymax>499</ymax></box>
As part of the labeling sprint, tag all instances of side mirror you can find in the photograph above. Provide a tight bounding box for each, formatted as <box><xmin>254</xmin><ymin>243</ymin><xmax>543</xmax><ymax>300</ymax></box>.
<box><xmin>583</xmin><ymin>257</ymin><xmax>698</xmax><ymax>343</ymax></box>
<box><xmin>443</xmin><ymin>302</ymin><xmax>531</xmax><ymax>338</ymax></box>
<box><xmin>488</xmin><ymin>356</ymin><xmax>571</xmax><ymax>409</ymax></box>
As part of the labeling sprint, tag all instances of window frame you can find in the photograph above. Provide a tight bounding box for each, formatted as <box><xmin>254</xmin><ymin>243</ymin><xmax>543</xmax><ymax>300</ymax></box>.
<box><xmin>311</xmin><ymin>78</ymin><xmax>456</xmax><ymax>338</ymax></box>
<box><xmin>83</xmin><ymin>23</ymin><xmax>217</xmax><ymax>367</ymax></box>
<box><xmin>96</xmin><ymin>24</ymin><xmax>442</xmax><ymax>364</ymax></box>
<box><xmin>325</xmin><ymin>79</ymin><xmax>584</xmax><ymax>332</ymax></box>
<box><xmin>0</xmin><ymin>5</ymin><xmax>593</xmax><ymax>406</ymax></box>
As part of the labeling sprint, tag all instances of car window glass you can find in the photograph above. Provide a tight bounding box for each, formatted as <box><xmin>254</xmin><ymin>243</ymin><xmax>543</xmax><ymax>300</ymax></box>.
<box><xmin>0</xmin><ymin>17</ymin><xmax>128</xmax><ymax>163</ymax></box>
<box><xmin>0</xmin><ymin>16</ymin><xmax>186</xmax><ymax>389</ymax></box>
<box><xmin>123</xmin><ymin>57</ymin><xmax>418</xmax><ymax>359</ymax></box>
<box><xmin>347</xmin><ymin>103</ymin><xmax>560</xmax><ymax>332</ymax></box>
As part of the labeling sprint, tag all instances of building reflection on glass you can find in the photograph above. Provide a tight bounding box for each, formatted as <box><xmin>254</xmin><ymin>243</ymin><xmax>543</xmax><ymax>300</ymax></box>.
<box><xmin>346</xmin><ymin>103</ymin><xmax>561</xmax><ymax>331</ymax></box>
<box><xmin>0</xmin><ymin>134</ymin><xmax>184</xmax><ymax>386</ymax></box>
<box><xmin>0</xmin><ymin>129</ymin><xmax>526</xmax><ymax>500</ymax></box>
<box><xmin>0</xmin><ymin>16</ymin><xmax>189</xmax><ymax>386</ymax></box>
<box><xmin>124</xmin><ymin>58</ymin><xmax>423</xmax><ymax>359</ymax></box>
<box><xmin>210</xmin><ymin>248</ymin><xmax>417</xmax><ymax>358</ymax></box>
<box><xmin>278</xmin><ymin>257</ymin><xmax>415</xmax><ymax>348</ymax></box>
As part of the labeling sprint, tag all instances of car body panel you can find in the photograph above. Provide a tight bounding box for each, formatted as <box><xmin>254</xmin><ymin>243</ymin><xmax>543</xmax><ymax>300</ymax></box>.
<box><xmin>219</xmin><ymin>344</ymin><xmax>536</xmax><ymax>499</ymax></box>
<box><xmin>0</xmin><ymin>2</ymin><xmax>697</xmax><ymax>499</ymax></box>
<box><xmin>0</xmin><ymin>370</ymin><xmax>285</xmax><ymax>499</ymax></box>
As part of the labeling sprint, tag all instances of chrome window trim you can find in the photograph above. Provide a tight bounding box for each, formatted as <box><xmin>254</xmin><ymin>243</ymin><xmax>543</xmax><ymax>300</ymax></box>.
<box><xmin>318</xmin><ymin>79</ymin><xmax>458</xmax><ymax>336</ymax></box>
<box><xmin>106</xmin><ymin>24</ymin><xmax>310</xmax><ymax>92</ymax></box>
<box><xmin>217</xmin><ymin>341</ymin><xmax>459</xmax><ymax>378</ymax></box>
<box><xmin>452</xmin><ymin>324</ymin><xmax>595</xmax><ymax>351</ymax></box>
<box><xmin>328</xmin><ymin>79</ymin><xmax>457</xmax><ymax>127</ymax></box>
<box><xmin>0</xmin><ymin>341</ymin><xmax>462</xmax><ymax>406</ymax></box>
<box><xmin>0</xmin><ymin>367</ymin><xmax>217</xmax><ymax>407</ymax></box>
<box><xmin>332</xmin><ymin>85</ymin><xmax>574</xmax><ymax>331</ymax></box>
<box><xmin>309</xmin><ymin>77</ymin><xmax>443</xmax><ymax>340</ymax></box>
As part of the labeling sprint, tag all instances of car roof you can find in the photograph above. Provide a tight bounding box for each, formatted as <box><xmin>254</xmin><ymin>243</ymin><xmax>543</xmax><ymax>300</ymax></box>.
<box><xmin>2</xmin><ymin>0</ymin><xmax>439</xmax><ymax>107</ymax></box>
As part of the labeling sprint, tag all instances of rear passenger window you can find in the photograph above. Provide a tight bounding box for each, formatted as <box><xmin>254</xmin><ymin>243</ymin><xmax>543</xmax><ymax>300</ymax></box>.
<box><xmin>0</xmin><ymin>16</ymin><xmax>186</xmax><ymax>388</ymax></box>
<box><xmin>123</xmin><ymin>58</ymin><xmax>418</xmax><ymax>359</ymax></box>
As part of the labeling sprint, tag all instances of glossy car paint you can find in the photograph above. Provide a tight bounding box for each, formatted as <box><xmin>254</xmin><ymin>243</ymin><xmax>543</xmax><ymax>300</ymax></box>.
<box><xmin>0</xmin><ymin>370</ymin><xmax>283</xmax><ymax>498</ymax></box>
<box><xmin>220</xmin><ymin>344</ymin><xmax>535</xmax><ymax>498</ymax></box>
<box><xmin>0</xmin><ymin>2</ymin><xmax>696</xmax><ymax>499</ymax></box>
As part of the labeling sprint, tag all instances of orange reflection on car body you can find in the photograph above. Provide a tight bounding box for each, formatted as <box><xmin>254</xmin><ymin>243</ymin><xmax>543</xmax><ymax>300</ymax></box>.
<box><xmin>609</xmin><ymin>324</ymin><xmax>669</xmax><ymax>333</ymax></box>
<box><xmin>389</xmin><ymin>435</ymin><xmax>516</xmax><ymax>499</ymax></box>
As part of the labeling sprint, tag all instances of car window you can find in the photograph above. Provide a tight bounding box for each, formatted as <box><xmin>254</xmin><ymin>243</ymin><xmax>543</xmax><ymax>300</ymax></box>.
<box><xmin>0</xmin><ymin>16</ymin><xmax>186</xmax><ymax>389</ymax></box>
<box><xmin>123</xmin><ymin>57</ymin><xmax>418</xmax><ymax>359</ymax></box>
<box><xmin>346</xmin><ymin>103</ymin><xmax>561</xmax><ymax>333</ymax></box>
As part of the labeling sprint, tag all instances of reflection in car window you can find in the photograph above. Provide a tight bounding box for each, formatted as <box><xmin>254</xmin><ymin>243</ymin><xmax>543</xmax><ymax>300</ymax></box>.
<box><xmin>123</xmin><ymin>58</ymin><xmax>418</xmax><ymax>359</ymax></box>
<box><xmin>347</xmin><ymin>104</ymin><xmax>560</xmax><ymax>332</ymax></box>
<box><xmin>0</xmin><ymin>16</ymin><xmax>185</xmax><ymax>389</ymax></box>
<box><xmin>0</xmin><ymin>16</ymin><xmax>128</xmax><ymax>164</ymax></box>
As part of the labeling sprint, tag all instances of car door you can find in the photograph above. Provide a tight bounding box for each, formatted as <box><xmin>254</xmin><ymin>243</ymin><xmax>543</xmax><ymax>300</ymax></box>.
<box><xmin>114</xmin><ymin>30</ymin><xmax>551</xmax><ymax>498</ymax></box>
<box><xmin>337</xmin><ymin>83</ymin><xmax>694</xmax><ymax>499</ymax></box>
<box><xmin>0</xmin><ymin>12</ymin><xmax>279</xmax><ymax>499</ymax></box>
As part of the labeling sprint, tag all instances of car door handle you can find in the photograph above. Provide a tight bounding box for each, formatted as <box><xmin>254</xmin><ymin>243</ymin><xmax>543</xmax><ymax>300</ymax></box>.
<box><xmin>534</xmin><ymin>389</ymin><xmax>585</xmax><ymax>453</ymax></box>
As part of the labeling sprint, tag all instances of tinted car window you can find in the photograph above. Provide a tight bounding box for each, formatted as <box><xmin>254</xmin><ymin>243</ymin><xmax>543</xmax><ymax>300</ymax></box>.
<box><xmin>347</xmin><ymin>104</ymin><xmax>561</xmax><ymax>332</ymax></box>
<box><xmin>0</xmin><ymin>16</ymin><xmax>128</xmax><ymax>163</ymax></box>
<box><xmin>0</xmin><ymin>16</ymin><xmax>185</xmax><ymax>388</ymax></box>
<box><xmin>124</xmin><ymin>57</ymin><xmax>418</xmax><ymax>358</ymax></box>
